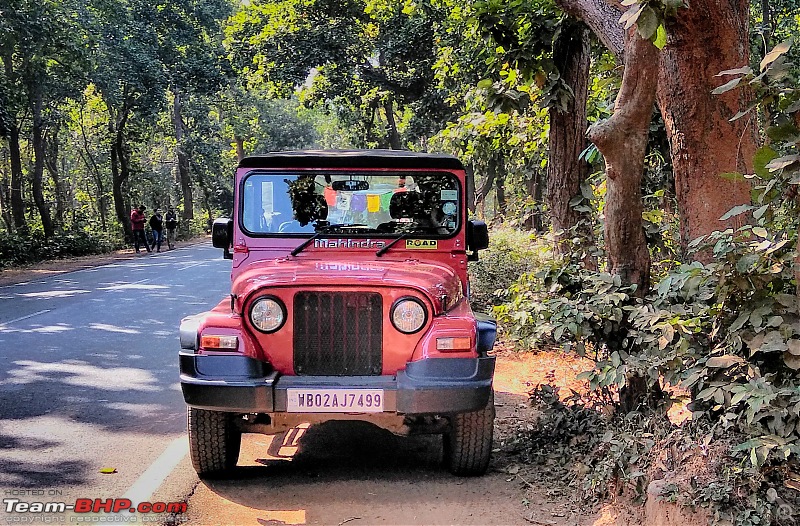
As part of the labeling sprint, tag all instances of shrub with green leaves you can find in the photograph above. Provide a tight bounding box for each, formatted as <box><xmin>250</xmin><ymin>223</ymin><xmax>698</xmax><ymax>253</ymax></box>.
<box><xmin>497</xmin><ymin>223</ymin><xmax>800</xmax><ymax>467</ymax></box>
<box><xmin>468</xmin><ymin>227</ymin><xmax>551</xmax><ymax>313</ymax></box>
<box><xmin>0</xmin><ymin>229</ymin><xmax>122</xmax><ymax>269</ymax></box>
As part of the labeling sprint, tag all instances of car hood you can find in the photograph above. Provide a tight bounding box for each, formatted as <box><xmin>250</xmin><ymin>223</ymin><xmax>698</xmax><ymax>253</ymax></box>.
<box><xmin>231</xmin><ymin>258</ymin><xmax>463</xmax><ymax>315</ymax></box>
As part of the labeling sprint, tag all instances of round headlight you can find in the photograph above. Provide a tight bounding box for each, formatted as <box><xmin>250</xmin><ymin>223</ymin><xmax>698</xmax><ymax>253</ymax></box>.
<box><xmin>391</xmin><ymin>298</ymin><xmax>427</xmax><ymax>334</ymax></box>
<box><xmin>250</xmin><ymin>296</ymin><xmax>286</xmax><ymax>333</ymax></box>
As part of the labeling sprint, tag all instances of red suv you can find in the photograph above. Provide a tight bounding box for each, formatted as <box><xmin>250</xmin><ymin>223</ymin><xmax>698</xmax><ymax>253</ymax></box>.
<box><xmin>179</xmin><ymin>150</ymin><xmax>496</xmax><ymax>477</ymax></box>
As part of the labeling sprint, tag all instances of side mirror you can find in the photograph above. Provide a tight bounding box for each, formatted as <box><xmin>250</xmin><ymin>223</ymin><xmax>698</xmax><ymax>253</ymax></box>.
<box><xmin>212</xmin><ymin>218</ymin><xmax>233</xmax><ymax>259</ymax></box>
<box><xmin>466</xmin><ymin>220</ymin><xmax>489</xmax><ymax>261</ymax></box>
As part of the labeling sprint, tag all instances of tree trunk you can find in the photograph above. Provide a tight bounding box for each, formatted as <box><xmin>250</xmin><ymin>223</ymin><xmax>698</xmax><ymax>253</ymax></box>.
<box><xmin>235</xmin><ymin>136</ymin><xmax>245</xmax><ymax>162</ymax></box>
<box><xmin>558</xmin><ymin>0</ymin><xmax>757</xmax><ymax>262</ymax></box>
<box><xmin>465</xmin><ymin>163</ymin><xmax>476</xmax><ymax>214</ymax></box>
<box><xmin>546</xmin><ymin>22</ymin><xmax>593</xmax><ymax>258</ymax></box>
<box><xmin>173</xmin><ymin>92</ymin><xmax>193</xmax><ymax>229</ymax></box>
<box><xmin>524</xmin><ymin>169</ymin><xmax>544</xmax><ymax>232</ymax></box>
<box><xmin>475</xmin><ymin>157</ymin><xmax>498</xmax><ymax>210</ymax></box>
<box><xmin>79</xmin><ymin>105</ymin><xmax>107</xmax><ymax>232</ymax></box>
<box><xmin>30</xmin><ymin>86</ymin><xmax>55</xmax><ymax>238</ymax></box>
<box><xmin>555</xmin><ymin>0</ymin><xmax>624</xmax><ymax>60</ymax></box>
<box><xmin>760</xmin><ymin>0</ymin><xmax>772</xmax><ymax>53</ymax></box>
<box><xmin>588</xmin><ymin>30</ymin><xmax>656</xmax><ymax>296</ymax></box>
<box><xmin>109</xmin><ymin>107</ymin><xmax>132</xmax><ymax>241</ymax></box>
<box><xmin>495</xmin><ymin>170</ymin><xmax>506</xmax><ymax>219</ymax></box>
<box><xmin>45</xmin><ymin>124</ymin><xmax>67</xmax><ymax>228</ymax></box>
<box><xmin>384</xmin><ymin>98</ymin><xmax>402</xmax><ymax>150</ymax></box>
<box><xmin>8</xmin><ymin>124</ymin><xmax>27</xmax><ymax>231</ymax></box>
<box><xmin>365</xmin><ymin>100</ymin><xmax>378</xmax><ymax>145</ymax></box>
<box><xmin>0</xmin><ymin>149</ymin><xmax>13</xmax><ymax>232</ymax></box>
<box><xmin>657</xmin><ymin>0</ymin><xmax>757</xmax><ymax>256</ymax></box>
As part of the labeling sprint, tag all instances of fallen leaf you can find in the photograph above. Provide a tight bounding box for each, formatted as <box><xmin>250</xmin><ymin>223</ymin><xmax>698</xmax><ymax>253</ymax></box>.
<box><xmin>786</xmin><ymin>479</ymin><xmax>800</xmax><ymax>492</ymax></box>
<box><xmin>99</xmin><ymin>467</ymin><xmax>117</xmax><ymax>474</ymax></box>
<box><xmin>784</xmin><ymin>351</ymin><xmax>800</xmax><ymax>370</ymax></box>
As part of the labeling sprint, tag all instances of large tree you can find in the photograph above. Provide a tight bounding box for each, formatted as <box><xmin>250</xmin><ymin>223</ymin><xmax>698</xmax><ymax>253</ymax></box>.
<box><xmin>557</xmin><ymin>0</ymin><xmax>758</xmax><ymax>256</ymax></box>
<box><xmin>444</xmin><ymin>0</ymin><xmax>595</xmax><ymax>247</ymax></box>
<box><xmin>91</xmin><ymin>0</ymin><xmax>167</xmax><ymax>240</ymax></box>
<box><xmin>153</xmin><ymin>0</ymin><xmax>231</xmax><ymax>228</ymax></box>
<box><xmin>0</xmin><ymin>0</ymin><xmax>86</xmax><ymax>236</ymax></box>
<box><xmin>226</xmin><ymin>0</ymin><xmax>452</xmax><ymax>149</ymax></box>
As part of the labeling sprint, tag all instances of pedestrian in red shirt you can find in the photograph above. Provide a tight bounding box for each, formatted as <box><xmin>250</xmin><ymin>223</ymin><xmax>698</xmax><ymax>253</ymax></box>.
<box><xmin>130</xmin><ymin>205</ymin><xmax>151</xmax><ymax>253</ymax></box>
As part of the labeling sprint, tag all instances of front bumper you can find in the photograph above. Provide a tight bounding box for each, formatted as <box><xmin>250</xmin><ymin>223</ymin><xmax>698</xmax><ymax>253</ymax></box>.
<box><xmin>180</xmin><ymin>352</ymin><xmax>495</xmax><ymax>415</ymax></box>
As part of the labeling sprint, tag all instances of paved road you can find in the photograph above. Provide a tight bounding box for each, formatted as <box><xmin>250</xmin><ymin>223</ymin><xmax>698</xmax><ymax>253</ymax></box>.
<box><xmin>0</xmin><ymin>244</ymin><xmax>231</xmax><ymax>518</ymax></box>
<box><xmin>0</xmin><ymin>245</ymin><xmax>539</xmax><ymax>526</ymax></box>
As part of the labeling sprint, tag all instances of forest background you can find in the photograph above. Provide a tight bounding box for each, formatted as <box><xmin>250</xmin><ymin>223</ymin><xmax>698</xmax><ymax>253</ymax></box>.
<box><xmin>2</xmin><ymin>0</ymin><xmax>800</xmax><ymax>522</ymax></box>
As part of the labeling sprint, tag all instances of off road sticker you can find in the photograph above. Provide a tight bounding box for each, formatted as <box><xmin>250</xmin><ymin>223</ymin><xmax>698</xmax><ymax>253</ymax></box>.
<box><xmin>405</xmin><ymin>239</ymin><xmax>438</xmax><ymax>249</ymax></box>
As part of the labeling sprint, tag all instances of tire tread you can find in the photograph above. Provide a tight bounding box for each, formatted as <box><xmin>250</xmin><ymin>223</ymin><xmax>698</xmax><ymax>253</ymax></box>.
<box><xmin>187</xmin><ymin>407</ymin><xmax>241</xmax><ymax>477</ymax></box>
<box><xmin>445</xmin><ymin>391</ymin><xmax>495</xmax><ymax>476</ymax></box>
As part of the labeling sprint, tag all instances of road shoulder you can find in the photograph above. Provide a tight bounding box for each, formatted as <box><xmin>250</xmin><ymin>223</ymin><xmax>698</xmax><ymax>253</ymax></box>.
<box><xmin>0</xmin><ymin>237</ymin><xmax>210</xmax><ymax>287</ymax></box>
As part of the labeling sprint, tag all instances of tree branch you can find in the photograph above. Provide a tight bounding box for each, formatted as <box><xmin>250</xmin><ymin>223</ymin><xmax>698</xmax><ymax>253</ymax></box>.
<box><xmin>555</xmin><ymin>0</ymin><xmax>625</xmax><ymax>60</ymax></box>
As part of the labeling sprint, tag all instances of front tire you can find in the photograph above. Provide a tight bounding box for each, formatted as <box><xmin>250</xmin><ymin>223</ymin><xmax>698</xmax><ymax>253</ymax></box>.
<box><xmin>188</xmin><ymin>407</ymin><xmax>241</xmax><ymax>478</ymax></box>
<box><xmin>444</xmin><ymin>391</ymin><xmax>495</xmax><ymax>476</ymax></box>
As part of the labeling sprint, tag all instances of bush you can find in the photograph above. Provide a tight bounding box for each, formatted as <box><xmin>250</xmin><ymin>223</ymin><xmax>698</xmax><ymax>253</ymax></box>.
<box><xmin>0</xmin><ymin>229</ymin><xmax>123</xmax><ymax>269</ymax></box>
<box><xmin>469</xmin><ymin>227</ymin><xmax>552</xmax><ymax>313</ymax></box>
<box><xmin>498</xmin><ymin>223</ymin><xmax>800</xmax><ymax>469</ymax></box>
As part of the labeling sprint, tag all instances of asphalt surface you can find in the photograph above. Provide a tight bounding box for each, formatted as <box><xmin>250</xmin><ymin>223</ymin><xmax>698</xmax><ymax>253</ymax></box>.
<box><xmin>0</xmin><ymin>244</ymin><xmax>231</xmax><ymax>520</ymax></box>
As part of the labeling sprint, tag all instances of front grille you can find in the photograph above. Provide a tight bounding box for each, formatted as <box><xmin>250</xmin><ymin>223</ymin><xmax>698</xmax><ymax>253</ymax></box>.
<box><xmin>293</xmin><ymin>291</ymin><xmax>383</xmax><ymax>375</ymax></box>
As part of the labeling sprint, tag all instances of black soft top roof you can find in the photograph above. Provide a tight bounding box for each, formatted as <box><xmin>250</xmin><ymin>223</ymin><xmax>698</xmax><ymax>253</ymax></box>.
<box><xmin>238</xmin><ymin>149</ymin><xmax>465</xmax><ymax>171</ymax></box>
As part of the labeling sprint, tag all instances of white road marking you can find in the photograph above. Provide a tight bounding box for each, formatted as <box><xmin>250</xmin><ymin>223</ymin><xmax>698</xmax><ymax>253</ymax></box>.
<box><xmin>177</xmin><ymin>262</ymin><xmax>205</xmax><ymax>271</ymax></box>
<box><xmin>122</xmin><ymin>436</ymin><xmax>189</xmax><ymax>505</ymax></box>
<box><xmin>99</xmin><ymin>278</ymin><xmax>151</xmax><ymax>291</ymax></box>
<box><xmin>0</xmin><ymin>309</ymin><xmax>51</xmax><ymax>327</ymax></box>
<box><xmin>97</xmin><ymin>436</ymin><xmax>188</xmax><ymax>521</ymax></box>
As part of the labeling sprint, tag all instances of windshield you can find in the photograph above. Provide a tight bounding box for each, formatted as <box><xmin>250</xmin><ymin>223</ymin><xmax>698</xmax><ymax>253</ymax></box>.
<box><xmin>240</xmin><ymin>172</ymin><xmax>461</xmax><ymax>237</ymax></box>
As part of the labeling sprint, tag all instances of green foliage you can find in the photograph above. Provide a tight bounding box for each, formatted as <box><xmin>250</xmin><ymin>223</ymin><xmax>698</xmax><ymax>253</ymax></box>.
<box><xmin>468</xmin><ymin>227</ymin><xmax>550</xmax><ymax>313</ymax></box>
<box><xmin>0</xmin><ymin>229</ymin><xmax>122</xmax><ymax>269</ymax></box>
<box><xmin>497</xmin><ymin>223</ymin><xmax>800</xmax><ymax>466</ymax></box>
<box><xmin>618</xmin><ymin>0</ymin><xmax>686</xmax><ymax>44</ymax></box>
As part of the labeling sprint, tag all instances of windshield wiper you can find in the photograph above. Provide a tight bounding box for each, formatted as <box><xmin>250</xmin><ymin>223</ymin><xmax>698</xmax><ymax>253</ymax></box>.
<box><xmin>290</xmin><ymin>224</ymin><xmax>365</xmax><ymax>257</ymax></box>
<box><xmin>376</xmin><ymin>233</ymin><xmax>408</xmax><ymax>257</ymax></box>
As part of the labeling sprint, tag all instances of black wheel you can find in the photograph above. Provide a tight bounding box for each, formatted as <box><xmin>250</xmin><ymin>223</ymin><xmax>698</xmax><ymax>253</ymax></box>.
<box><xmin>444</xmin><ymin>391</ymin><xmax>495</xmax><ymax>476</ymax></box>
<box><xmin>188</xmin><ymin>407</ymin><xmax>241</xmax><ymax>478</ymax></box>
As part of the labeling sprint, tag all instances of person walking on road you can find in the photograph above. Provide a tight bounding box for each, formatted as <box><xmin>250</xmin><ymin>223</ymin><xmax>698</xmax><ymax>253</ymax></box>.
<box><xmin>165</xmin><ymin>208</ymin><xmax>178</xmax><ymax>250</ymax></box>
<box><xmin>130</xmin><ymin>205</ymin><xmax>151</xmax><ymax>254</ymax></box>
<box><xmin>149</xmin><ymin>209</ymin><xmax>164</xmax><ymax>253</ymax></box>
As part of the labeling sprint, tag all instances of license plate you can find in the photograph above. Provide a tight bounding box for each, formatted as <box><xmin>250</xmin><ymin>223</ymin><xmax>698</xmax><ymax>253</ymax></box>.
<box><xmin>286</xmin><ymin>389</ymin><xmax>384</xmax><ymax>413</ymax></box>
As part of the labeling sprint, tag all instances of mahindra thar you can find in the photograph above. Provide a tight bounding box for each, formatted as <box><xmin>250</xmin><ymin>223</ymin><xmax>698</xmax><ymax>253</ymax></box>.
<box><xmin>179</xmin><ymin>150</ymin><xmax>497</xmax><ymax>477</ymax></box>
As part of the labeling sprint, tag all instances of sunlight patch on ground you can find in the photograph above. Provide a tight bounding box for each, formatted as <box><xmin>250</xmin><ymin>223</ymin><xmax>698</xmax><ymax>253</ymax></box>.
<box><xmin>99</xmin><ymin>284</ymin><xmax>168</xmax><ymax>291</ymax></box>
<box><xmin>17</xmin><ymin>290</ymin><xmax>91</xmax><ymax>299</ymax></box>
<box><xmin>88</xmin><ymin>323</ymin><xmax>140</xmax><ymax>334</ymax></box>
<box><xmin>493</xmin><ymin>348</ymin><xmax>593</xmax><ymax>399</ymax></box>
<box><xmin>103</xmin><ymin>402</ymin><xmax>169</xmax><ymax>418</ymax></box>
<box><xmin>2</xmin><ymin>360</ymin><xmax>161</xmax><ymax>391</ymax></box>
<box><xmin>0</xmin><ymin>323</ymin><xmax>74</xmax><ymax>334</ymax></box>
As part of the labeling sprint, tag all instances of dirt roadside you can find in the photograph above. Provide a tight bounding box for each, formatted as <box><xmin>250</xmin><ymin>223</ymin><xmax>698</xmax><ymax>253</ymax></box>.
<box><xmin>179</xmin><ymin>351</ymin><xmax>600</xmax><ymax>526</ymax></box>
<box><xmin>0</xmin><ymin>238</ymin><xmax>207</xmax><ymax>288</ymax></box>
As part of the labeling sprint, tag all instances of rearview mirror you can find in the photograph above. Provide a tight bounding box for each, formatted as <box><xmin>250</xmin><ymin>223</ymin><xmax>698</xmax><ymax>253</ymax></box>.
<box><xmin>332</xmin><ymin>180</ymin><xmax>369</xmax><ymax>191</ymax></box>
<box><xmin>466</xmin><ymin>220</ymin><xmax>489</xmax><ymax>261</ymax></box>
<box><xmin>212</xmin><ymin>218</ymin><xmax>233</xmax><ymax>259</ymax></box>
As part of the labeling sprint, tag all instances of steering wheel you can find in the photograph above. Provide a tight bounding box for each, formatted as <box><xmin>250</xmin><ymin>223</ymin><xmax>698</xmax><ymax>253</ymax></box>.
<box><xmin>278</xmin><ymin>221</ymin><xmax>295</xmax><ymax>233</ymax></box>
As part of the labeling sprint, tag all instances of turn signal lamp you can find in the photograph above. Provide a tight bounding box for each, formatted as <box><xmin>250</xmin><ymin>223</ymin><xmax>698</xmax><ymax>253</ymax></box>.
<box><xmin>200</xmin><ymin>335</ymin><xmax>239</xmax><ymax>351</ymax></box>
<box><xmin>436</xmin><ymin>337</ymin><xmax>472</xmax><ymax>351</ymax></box>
